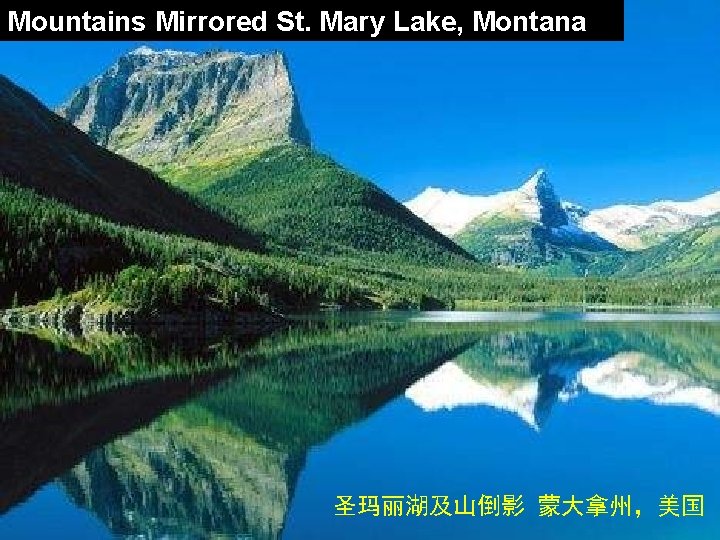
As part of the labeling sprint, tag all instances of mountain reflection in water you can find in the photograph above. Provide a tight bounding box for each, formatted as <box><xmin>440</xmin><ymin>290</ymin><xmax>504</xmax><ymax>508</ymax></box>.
<box><xmin>0</xmin><ymin>316</ymin><xmax>718</xmax><ymax>539</ymax></box>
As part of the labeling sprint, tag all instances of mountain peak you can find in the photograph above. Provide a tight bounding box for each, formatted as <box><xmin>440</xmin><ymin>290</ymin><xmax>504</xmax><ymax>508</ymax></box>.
<box><xmin>519</xmin><ymin>168</ymin><xmax>549</xmax><ymax>192</ymax></box>
<box><xmin>517</xmin><ymin>169</ymin><xmax>556</xmax><ymax>202</ymax></box>
<box><xmin>515</xmin><ymin>169</ymin><xmax>567</xmax><ymax>228</ymax></box>
<box><xmin>58</xmin><ymin>48</ymin><xmax>310</xmax><ymax>182</ymax></box>
<box><xmin>405</xmin><ymin>170</ymin><xmax>570</xmax><ymax>236</ymax></box>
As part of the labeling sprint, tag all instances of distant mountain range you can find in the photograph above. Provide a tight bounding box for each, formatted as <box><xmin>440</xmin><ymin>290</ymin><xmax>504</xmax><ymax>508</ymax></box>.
<box><xmin>406</xmin><ymin>170</ymin><xmax>618</xmax><ymax>272</ymax></box>
<box><xmin>580</xmin><ymin>191</ymin><xmax>720</xmax><ymax>250</ymax></box>
<box><xmin>406</xmin><ymin>170</ymin><xmax>719</xmax><ymax>274</ymax></box>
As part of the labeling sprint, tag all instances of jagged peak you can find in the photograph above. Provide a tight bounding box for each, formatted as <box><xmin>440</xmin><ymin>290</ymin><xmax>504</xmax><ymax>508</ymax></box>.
<box><xmin>518</xmin><ymin>169</ymin><xmax>552</xmax><ymax>195</ymax></box>
<box><xmin>415</xmin><ymin>169</ymin><xmax>555</xmax><ymax>203</ymax></box>
<box><xmin>405</xmin><ymin>168</ymin><xmax>572</xmax><ymax>235</ymax></box>
<box><xmin>515</xmin><ymin>169</ymin><xmax>567</xmax><ymax>227</ymax></box>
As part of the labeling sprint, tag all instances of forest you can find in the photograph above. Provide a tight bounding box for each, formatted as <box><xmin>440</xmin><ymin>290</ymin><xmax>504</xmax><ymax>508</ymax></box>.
<box><xmin>2</xmin><ymin>180</ymin><xmax>717</xmax><ymax>317</ymax></box>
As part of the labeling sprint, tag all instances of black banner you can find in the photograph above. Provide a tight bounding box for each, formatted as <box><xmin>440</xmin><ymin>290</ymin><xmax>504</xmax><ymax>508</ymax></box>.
<box><xmin>2</xmin><ymin>3</ymin><xmax>624</xmax><ymax>41</ymax></box>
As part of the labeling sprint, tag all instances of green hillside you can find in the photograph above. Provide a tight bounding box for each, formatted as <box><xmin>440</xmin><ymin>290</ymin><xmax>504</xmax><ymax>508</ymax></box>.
<box><xmin>0</xmin><ymin>181</ymin><xmax>399</xmax><ymax>312</ymax></box>
<box><xmin>618</xmin><ymin>217</ymin><xmax>720</xmax><ymax>277</ymax></box>
<box><xmin>198</xmin><ymin>145</ymin><xmax>473</xmax><ymax>264</ymax></box>
<box><xmin>454</xmin><ymin>214</ymin><xmax>621</xmax><ymax>277</ymax></box>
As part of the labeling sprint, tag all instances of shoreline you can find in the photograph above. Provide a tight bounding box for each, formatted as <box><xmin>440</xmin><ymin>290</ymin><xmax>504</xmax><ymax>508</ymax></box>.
<box><xmin>451</xmin><ymin>301</ymin><xmax>717</xmax><ymax>313</ymax></box>
<box><xmin>1</xmin><ymin>303</ymin><xmax>717</xmax><ymax>335</ymax></box>
<box><xmin>0</xmin><ymin>303</ymin><xmax>288</xmax><ymax>335</ymax></box>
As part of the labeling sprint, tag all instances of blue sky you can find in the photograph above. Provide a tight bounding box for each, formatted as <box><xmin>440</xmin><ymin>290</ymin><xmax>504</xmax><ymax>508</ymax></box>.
<box><xmin>0</xmin><ymin>0</ymin><xmax>718</xmax><ymax>208</ymax></box>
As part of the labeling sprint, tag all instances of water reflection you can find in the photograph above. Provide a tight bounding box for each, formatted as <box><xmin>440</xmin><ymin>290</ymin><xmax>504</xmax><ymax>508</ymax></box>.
<box><xmin>1</xmin><ymin>322</ymin><xmax>480</xmax><ymax>539</ymax></box>
<box><xmin>0</xmin><ymin>318</ymin><xmax>718</xmax><ymax>539</ymax></box>
<box><xmin>407</xmin><ymin>324</ymin><xmax>720</xmax><ymax>428</ymax></box>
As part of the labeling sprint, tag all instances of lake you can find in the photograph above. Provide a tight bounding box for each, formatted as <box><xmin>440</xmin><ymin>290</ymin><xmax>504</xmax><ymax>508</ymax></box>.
<box><xmin>0</xmin><ymin>312</ymin><xmax>718</xmax><ymax>539</ymax></box>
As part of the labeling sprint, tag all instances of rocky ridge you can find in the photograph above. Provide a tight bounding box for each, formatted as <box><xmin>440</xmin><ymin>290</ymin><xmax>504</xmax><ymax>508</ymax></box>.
<box><xmin>59</xmin><ymin>47</ymin><xmax>310</xmax><ymax>184</ymax></box>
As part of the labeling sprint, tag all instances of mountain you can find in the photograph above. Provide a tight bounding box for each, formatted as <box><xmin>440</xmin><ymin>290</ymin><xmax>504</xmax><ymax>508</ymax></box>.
<box><xmin>0</xmin><ymin>74</ymin><xmax>257</xmax><ymax>251</ymax></box>
<box><xmin>406</xmin><ymin>361</ymin><xmax>542</xmax><ymax>428</ymax></box>
<box><xmin>59</xmin><ymin>47</ymin><xmax>310</xmax><ymax>192</ymax></box>
<box><xmin>579</xmin><ymin>191</ymin><xmax>720</xmax><ymax>250</ymax></box>
<box><xmin>60</xmin><ymin>48</ymin><xmax>472</xmax><ymax>265</ymax></box>
<box><xmin>200</xmin><ymin>145</ymin><xmax>472</xmax><ymax>262</ymax></box>
<box><xmin>406</xmin><ymin>170</ymin><xmax>720</xmax><ymax>259</ymax></box>
<box><xmin>406</xmin><ymin>170</ymin><xmax>617</xmax><ymax>272</ymax></box>
<box><xmin>407</xmin><ymin>169</ymin><xmax>567</xmax><ymax>236</ymax></box>
<box><xmin>618</xmin><ymin>215</ymin><xmax>720</xmax><ymax>277</ymax></box>
<box><xmin>63</xmin><ymin>412</ymin><xmax>297</xmax><ymax>540</ymax></box>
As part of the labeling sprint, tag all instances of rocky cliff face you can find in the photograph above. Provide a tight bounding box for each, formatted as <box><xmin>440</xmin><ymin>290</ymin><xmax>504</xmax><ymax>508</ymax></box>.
<box><xmin>59</xmin><ymin>47</ymin><xmax>310</xmax><ymax>177</ymax></box>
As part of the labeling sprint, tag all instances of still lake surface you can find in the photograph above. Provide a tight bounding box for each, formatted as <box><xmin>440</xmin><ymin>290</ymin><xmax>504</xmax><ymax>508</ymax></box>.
<box><xmin>0</xmin><ymin>311</ymin><xmax>718</xmax><ymax>539</ymax></box>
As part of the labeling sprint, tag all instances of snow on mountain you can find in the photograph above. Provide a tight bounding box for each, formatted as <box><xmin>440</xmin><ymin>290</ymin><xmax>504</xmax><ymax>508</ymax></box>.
<box><xmin>404</xmin><ymin>169</ymin><xmax>561</xmax><ymax>236</ymax></box>
<box><xmin>580</xmin><ymin>191</ymin><xmax>720</xmax><ymax>250</ymax></box>
<box><xmin>405</xmin><ymin>171</ymin><xmax>720</xmax><ymax>251</ymax></box>
<box><xmin>128</xmin><ymin>46</ymin><xmax>195</xmax><ymax>57</ymax></box>
<box><xmin>405</xmin><ymin>169</ymin><xmax>615</xmax><ymax>253</ymax></box>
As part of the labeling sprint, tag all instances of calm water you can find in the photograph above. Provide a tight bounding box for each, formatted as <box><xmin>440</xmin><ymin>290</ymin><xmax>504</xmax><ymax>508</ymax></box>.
<box><xmin>0</xmin><ymin>312</ymin><xmax>718</xmax><ymax>539</ymax></box>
